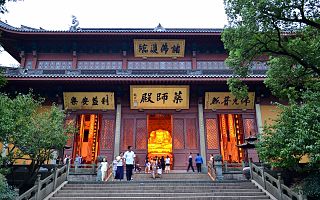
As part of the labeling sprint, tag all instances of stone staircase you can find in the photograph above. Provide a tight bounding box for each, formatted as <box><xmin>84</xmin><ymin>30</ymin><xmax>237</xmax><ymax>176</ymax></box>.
<box><xmin>49</xmin><ymin>173</ymin><xmax>271</xmax><ymax>200</ymax></box>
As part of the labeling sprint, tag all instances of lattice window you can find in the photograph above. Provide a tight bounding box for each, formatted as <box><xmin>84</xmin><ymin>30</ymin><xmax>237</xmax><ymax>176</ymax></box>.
<box><xmin>206</xmin><ymin>118</ymin><xmax>219</xmax><ymax>149</ymax></box>
<box><xmin>186</xmin><ymin>118</ymin><xmax>197</xmax><ymax>149</ymax></box>
<box><xmin>122</xmin><ymin>119</ymin><xmax>134</xmax><ymax>149</ymax></box>
<box><xmin>77</xmin><ymin>61</ymin><xmax>122</xmax><ymax>70</ymax></box>
<box><xmin>37</xmin><ymin>61</ymin><xmax>72</xmax><ymax>69</ymax></box>
<box><xmin>243</xmin><ymin>118</ymin><xmax>256</xmax><ymax>138</ymax></box>
<box><xmin>128</xmin><ymin>61</ymin><xmax>192</xmax><ymax>70</ymax></box>
<box><xmin>173</xmin><ymin>119</ymin><xmax>184</xmax><ymax>149</ymax></box>
<box><xmin>25</xmin><ymin>60</ymin><xmax>33</xmax><ymax>69</ymax></box>
<box><xmin>136</xmin><ymin>119</ymin><xmax>147</xmax><ymax>150</ymax></box>
<box><xmin>100</xmin><ymin>119</ymin><xmax>115</xmax><ymax>150</ymax></box>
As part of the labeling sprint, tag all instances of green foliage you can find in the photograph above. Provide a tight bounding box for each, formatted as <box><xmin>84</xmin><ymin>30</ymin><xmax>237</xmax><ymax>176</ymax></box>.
<box><xmin>227</xmin><ymin>77</ymin><xmax>249</xmax><ymax>99</ymax></box>
<box><xmin>0</xmin><ymin>93</ymin><xmax>75</xmax><ymax>183</ymax></box>
<box><xmin>297</xmin><ymin>172</ymin><xmax>320</xmax><ymax>198</ymax></box>
<box><xmin>257</xmin><ymin>91</ymin><xmax>320</xmax><ymax>169</ymax></box>
<box><xmin>0</xmin><ymin>70</ymin><xmax>7</xmax><ymax>88</ymax></box>
<box><xmin>223</xmin><ymin>0</ymin><xmax>320</xmax><ymax>170</ymax></box>
<box><xmin>222</xmin><ymin>0</ymin><xmax>320</xmax><ymax>101</ymax></box>
<box><xmin>0</xmin><ymin>174</ymin><xmax>17</xmax><ymax>200</ymax></box>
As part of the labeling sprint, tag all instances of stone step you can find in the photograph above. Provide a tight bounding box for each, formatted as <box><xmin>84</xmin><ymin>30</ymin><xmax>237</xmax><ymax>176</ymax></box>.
<box><xmin>58</xmin><ymin>188</ymin><xmax>261</xmax><ymax>194</ymax></box>
<box><xmin>50</xmin><ymin>197</ymin><xmax>270</xmax><ymax>200</ymax></box>
<box><xmin>67</xmin><ymin>180</ymin><xmax>251</xmax><ymax>185</ymax></box>
<box><xmin>54</xmin><ymin>192</ymin><xmax>267</xmax><ymax>197</ymax></box>
<box><xmin>64</xmin><ymin>183</ymin><xmax>257</xmax><ymax>188</ymax></box>
<box><xmin>62</xmin><ymin>186</ymin><xmax>258</xmax><ymax>191</ymax></box>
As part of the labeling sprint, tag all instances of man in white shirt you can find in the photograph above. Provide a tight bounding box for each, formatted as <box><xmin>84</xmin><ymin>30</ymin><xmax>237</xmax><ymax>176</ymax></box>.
<box><xmin>123</xmin><ymin>146</ymin><xmax>135</xmax><ymax>181</ymax></box>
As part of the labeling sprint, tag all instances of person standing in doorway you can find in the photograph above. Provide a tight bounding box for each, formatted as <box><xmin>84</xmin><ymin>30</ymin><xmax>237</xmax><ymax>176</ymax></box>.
<box><xmin>123</xmin><ymin>146</ymin><xmax>135</xmax><ymax>181</ymax></box>
<box><xmin>165</xmin><ymin>155</ymin><xmax>171</xmax><ymax>173</ymax></box>
<box><xmin>187</xmin><ymin>152</ymin><xmax>195</xmax><ymax>172</ymax></box>
<box><xmin>75</xmin><ymin>154</ymin><xmax>81</xmax><ymax>173</ymax></box>
<box><xmin>160</xmin><ymin>156</ymin><xmax>165</xmax><ymax>171</ymax></box>
<box><xmin>101</xmin><ymin>157</ymin><xmax>108</xmax><ymax>181</ymax></box>
<box><xmin>112</xmin><ymin>156</ymin><xmax>118</xmax><ymax>181</ymax></box>
<box><xmin>115</xmin><ymin>152</ymin><xmax>124</xmax><ymax>181</ymax></box>
<box><xmin>195</xmin><ymin>153</ymin><xmax>204</xmax><ymax>173</ymax></box>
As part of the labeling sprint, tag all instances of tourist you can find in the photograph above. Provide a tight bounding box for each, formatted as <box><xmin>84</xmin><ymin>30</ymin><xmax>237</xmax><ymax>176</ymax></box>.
<box><xmin>75</xmin><ymin>154</ymin><xmax>82</xmax><ymax>172</ymax></box>
<box><xmin>151</xmin><ymin>158</ymin><xmax>157</xmax><ymax>179</ymax></box>
<box><xmin>187</xmin><ymin>152</ymin><xmax>195</xmax><ymax>172</ymax></box>
<box><xmin>195</xmin><ymin>153</ymin><xmax>204</xmax><ymax>173</ymax></box>
<box><xmin>165</xmin><ymin>155</ymin><xmax>171</xmax><ymax>173</ymax></box>
<box><xmin>123</xmin><ymin>146</ymin><xmax>135</xmax><ymax>181</ymax></box>
<box><xmin>157</xmin><ymin>160</ymin><xmax>162</xmax><ymax>177</ymax></box>
<box><xmin>115</xmin><ymin>152</ymin><xmax>124</xmax><ymax>181</ymax></box>
<box><xmin>101</xmin><ymin>157</ymin><xmax>108</xmax><ymax>181</ymax></box>
<box><xmin>112</xmin><ymin>156</ymin><xmax>118</xmax><ymax>181</ymax></box>
<box><xmin>96</xmin><ymin>158</ymin><xmax>102</xmax><ymax>181</ymax></box>
<box><xmin>63</xmin><ymin>155</ymin><xmax>70</xmax><ymax>165</ymax></box>
<box><xmin>145</xmin><ymin>156</ymin><xmax>150</xmax><ymax>173</ymax></box>
<box><xmin>160</xmin><ymin>156</ymin><xmax>165</xmax><ymax>171</ymax></box>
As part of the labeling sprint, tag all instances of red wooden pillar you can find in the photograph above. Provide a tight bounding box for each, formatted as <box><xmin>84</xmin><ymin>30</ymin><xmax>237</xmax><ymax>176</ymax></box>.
<box><xmin>32</xmin><ymin>50</ymin><xmax>37</xmax><ymax>69</ymax></box>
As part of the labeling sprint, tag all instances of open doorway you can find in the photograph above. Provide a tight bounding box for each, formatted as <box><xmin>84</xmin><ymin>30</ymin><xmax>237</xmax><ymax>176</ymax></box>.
<box><xmin>218</xmin><ymin>114</ymin><xmax>244</xmax><ymax>163</ymax></box>
<box><xmin>73</xmin><ymin>114</ymin><xmax>100</xmax><ymax>164</ymax></box>
<box><xmin>147</xmin><ymin>114</ymin><xmax>173</xmax><ymax>164</ymax></box>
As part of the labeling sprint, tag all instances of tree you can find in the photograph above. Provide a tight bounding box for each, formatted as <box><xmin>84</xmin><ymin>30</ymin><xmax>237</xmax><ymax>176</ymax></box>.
<box><xmin>0</xmin><ymin>69</ymin><xmax>7</xmax><ymax>88</ymax></box>
<box><xmin>0</xmin><ymin>93</ymin><xmax>75</xmax><ymax>186</ymax></box>
<box><xmin>222</xmin><ymin>0</ymin><xmax>319</xmax><ymax>100</ymax></box>
<box><xmin>0</xmin><ymin>174</ymin><xmax>17</xmax><ymax>200</ymax></box>
<box><xmin>257</xmin><ymin>91</ymin><xmax>320</xmax><ymax>169</ymax></box>
<box><xmin>0</xmin><ymin>0</ymin><xmax>19</xmax><ymax>14</ymax></box>
<box><xmin>222</xmin><ymin>0</ymin><xmax>320</xmax><ymax>196</ymax></box>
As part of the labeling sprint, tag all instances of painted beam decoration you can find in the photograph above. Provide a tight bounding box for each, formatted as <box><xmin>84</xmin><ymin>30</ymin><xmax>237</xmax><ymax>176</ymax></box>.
<box><xmin>130</xmin><ymin>85</ymin><xmax>189</xmax><ymax>109</ymax></box>
<box><xmin>134</xmin><ymin>39</ymin><xmax>185</xmax><ymax>58</ymax></box>
<box><xmin>63</xmin><ymin>92</ymin><xmax>115</xmax><ymax>110</ymax></box>
<box><xmin>205</xmin><ymin>92</ymin><xmax>255</xmax><ymax>110</ymax></box>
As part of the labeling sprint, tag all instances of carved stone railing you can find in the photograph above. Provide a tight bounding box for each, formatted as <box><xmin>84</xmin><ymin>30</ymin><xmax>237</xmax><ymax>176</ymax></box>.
<box><xmin>68</xmin><ymin>163</ymin><xmax>97</xmax><ymax>175</ymax></box>
<box><xmin>18</xmin><ymin>164</ymin><xmax>68</xmax><ymax>200</ymax></box>
<box><xmin>250</xmin><ymin>162</ymin><xmax>307</xmax><ymax>200</ymax></box>
<box><xmin>223</xmin><ymin>161</ymin><xmax>244</xmax><ymax>172</ymax></box>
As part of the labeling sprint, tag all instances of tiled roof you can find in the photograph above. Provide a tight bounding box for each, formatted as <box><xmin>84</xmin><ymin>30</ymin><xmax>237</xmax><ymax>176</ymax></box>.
<box><xmin>3</xmin><ymin>68</ymin><xmax>267</xmax><ymax>80</ymax></box>
<box><xmin>0</xmin><ymin>21</ymin><xmax>223</xmax><ymax>34</ymax></box>
<box><xmin>5</xmin><ymin>73</ymin><xmax>266</xmax><ymax>79</ymax></box>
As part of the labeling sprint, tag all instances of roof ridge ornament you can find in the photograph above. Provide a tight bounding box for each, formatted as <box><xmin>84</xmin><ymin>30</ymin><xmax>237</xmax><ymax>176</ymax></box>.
<box><xmin>69</xmin><ymin>15</ymin><xmax>81</xmax><ymax>31</ymax></box>
<box><xmin>154</xmin><ymin>23</ymin><xmax>166</xmax><ymax>32</ymax></box>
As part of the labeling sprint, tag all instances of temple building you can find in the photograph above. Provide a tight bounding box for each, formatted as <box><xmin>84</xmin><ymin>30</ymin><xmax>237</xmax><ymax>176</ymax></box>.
<box><xmin>0</xmin><ymin>20</ymin><xmax>280</xmax><ymax>169</ymax></box>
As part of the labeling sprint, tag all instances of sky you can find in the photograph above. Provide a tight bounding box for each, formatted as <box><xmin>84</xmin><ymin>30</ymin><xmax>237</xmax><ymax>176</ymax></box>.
<box><xmin>0</xmin><ymin>0</ymin><xmax>228</xmax><ymax>67</ymax></box>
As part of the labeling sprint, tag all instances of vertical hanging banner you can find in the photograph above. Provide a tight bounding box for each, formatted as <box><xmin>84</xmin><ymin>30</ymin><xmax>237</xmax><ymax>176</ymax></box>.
<box><xmin>63</xmin><ymin>92</ymin><xmax>115</xmax><ymax>110</ymax></box>
<box><xmin>130</xmin><ymin>85</ymin><xmax>189</xmax><ymax>109</ymax></box>
<box><xmin>134</xmin><ymin>39</ymin><xmax>185</xmax><ymax>57</ymax></box>
<box><xmin>205</xmin><ymin>92</ymin><xmax>255</xmax><ymax>110</ymax></box>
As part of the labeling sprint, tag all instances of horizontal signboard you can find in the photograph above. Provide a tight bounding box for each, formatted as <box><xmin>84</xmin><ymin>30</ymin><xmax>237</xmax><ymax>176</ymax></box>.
<box><xmin>205</xmin><ymin>92</ymin><xmax>255</xmax><ymax>110</ymax></box>
<box><xmin>134</xmin><ymin>39</ymin><xmax>185</xmax><ymax>58</ymax></box>
<box><xmin>63</xmin><ymin>92</ymin><xmax>114</xmax><ymax>110</ymax></box>
<box><xmin>130</xmin><ymin>85</ymin><xmax>189</xmax><ymax>109</ymax></box>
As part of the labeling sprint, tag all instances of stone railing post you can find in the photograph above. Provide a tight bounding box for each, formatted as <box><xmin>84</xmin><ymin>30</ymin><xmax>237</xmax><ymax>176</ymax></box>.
<box><xmin>261</xmin><ymin>163</ymin><xmax>266</xmax><ymax>189</ymax></box>
<box><xmin>214</xmin><ymin>160</ymin><xmax>223</xmax><ymax>181</ymax></box>
<box><xmin>66</xmin><ymin>162</ymin><xmax>70</xmax><ymax>181</ymax></box>
<box><xmin>277</xmin><ymin>173</ymin><xmax>283</xmax><ymax>200</ymax></box>
<box><xmin>35</xmin><ymin>174</ymin><xmax>41</xmax><ymax>200</ymax></box>
<box><xmin>53</xmin><ymin>166</ymin><xmax>58</xmax><ymax>191</ymax></box>
<box><xmin>249</xmin><ymin>159</ymin><xmax>253</xmax><ymax>180</ymax></box>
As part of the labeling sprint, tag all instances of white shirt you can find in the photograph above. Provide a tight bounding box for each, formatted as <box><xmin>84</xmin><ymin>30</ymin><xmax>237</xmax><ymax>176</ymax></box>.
<box><xmin>101</xmin><ymin>161</ymin><xmax>108</xmax><ymax>171</ymax></box>
<box><xmin>165</xmin><ymin>158</ymin><xmax>170</xmax><ymax>164</ymax></box>
<box><xmin>117</xmin><ymin>157</ymin><xmax>123</xmax><ymax>166</ymax></box>
<box><xmin>123</xmin><ymin>151</ymin><xmax>135</xmax><ymax>165</ymax></box>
